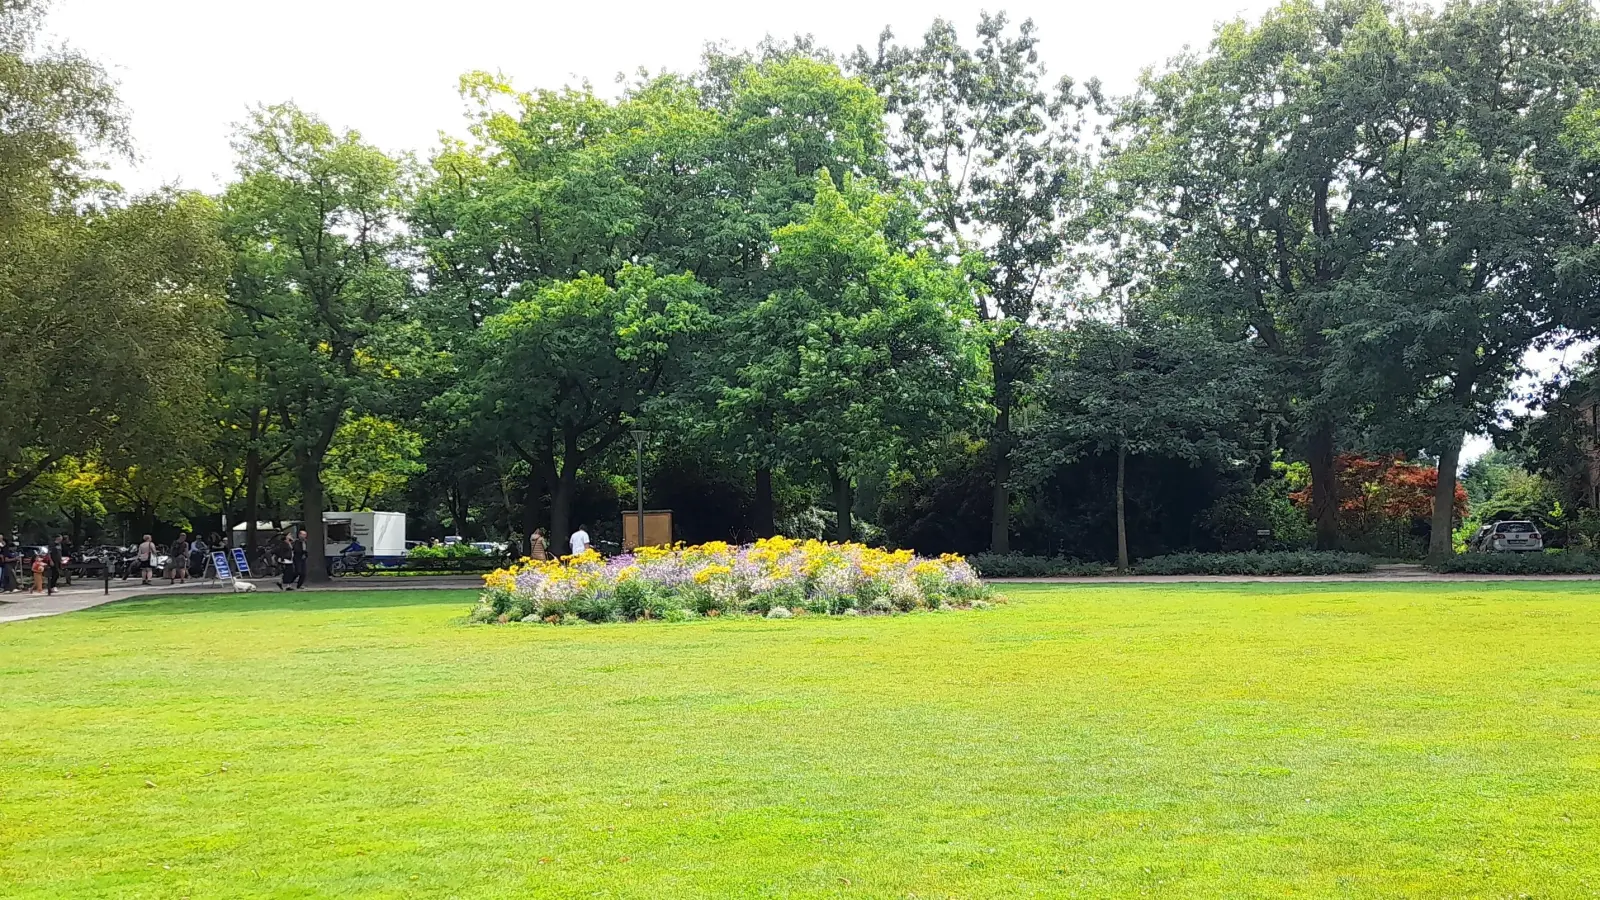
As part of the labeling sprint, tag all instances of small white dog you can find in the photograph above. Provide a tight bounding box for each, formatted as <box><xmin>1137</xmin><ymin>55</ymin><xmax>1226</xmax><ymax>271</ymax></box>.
<box><xmin>231</xmin><ymin>580</ymin><xmax>258</xmax><ymax>593</ymax></box>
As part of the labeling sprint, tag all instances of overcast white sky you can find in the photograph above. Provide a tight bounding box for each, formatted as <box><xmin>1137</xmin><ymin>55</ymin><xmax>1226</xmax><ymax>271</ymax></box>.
<box><xmin>41</xmin><ymin>0</ymin><xmax>1579</xmax><ymax>464</ymax></box>
<box><xmin>43</xmin><ymin>0</ymin><xmax>1281</xmax><ymax>193</ymax></box>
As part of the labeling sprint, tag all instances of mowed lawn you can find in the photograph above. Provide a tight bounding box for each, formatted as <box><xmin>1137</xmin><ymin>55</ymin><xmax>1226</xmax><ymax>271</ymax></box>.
<box><xmin>2</xmin><ymin>585</ymin><xmax>1598</xmax><ymax>898</ymax></box>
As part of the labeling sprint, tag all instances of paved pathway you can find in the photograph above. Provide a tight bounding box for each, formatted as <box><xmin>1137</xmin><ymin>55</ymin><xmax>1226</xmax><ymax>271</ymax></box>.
<box><xmin>0</xmin><ymin>575</ymin><xmax>483</xmax><ymax>624</ymax></box>
<box><xmin>6</xmin><ymin>565</ymin><xmax>1599</xmax><ymax>625</ymax></box>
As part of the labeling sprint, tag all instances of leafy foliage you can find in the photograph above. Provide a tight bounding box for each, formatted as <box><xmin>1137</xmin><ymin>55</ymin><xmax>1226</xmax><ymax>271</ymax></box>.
<box><xmin>1429</xmin><ymin>551</ymin><xmax>1600</xmax><ymax>575</ymax></box>
<box><xmin>967</xmin><ymin>554</ymin><xmax>1106</xmax><ymax>578</ymax></box>
<box><xmin>721</xmin><ymin>173</ymin><xmax>986</xmax><ymax>541</ymax></box>
<box><xmin>1132</xmin><ymin>552</ymin><xmax>1374</xmax><ymax>577</ymax></box>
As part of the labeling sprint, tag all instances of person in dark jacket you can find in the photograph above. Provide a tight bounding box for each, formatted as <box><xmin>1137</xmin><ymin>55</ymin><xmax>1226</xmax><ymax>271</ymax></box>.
<box><xmin>60</xmin><ymin>534</ymin><xmax>75</xmax><ymax>585</ymax></box>
<box><xmin>0</xmin><ymin>539</ymin><xmax>15</xmax><ymax>593</ymax></box>
<box><xmin>46</xmin><ymin>535</ymin><xmax>64</xmax><ymax>595</ymax></box>
<box><xmin>275</xmin><ymin>532</ymin><xmax>295</xmax><ymax>591</ymax></box>
<box><xmin>293</xmin><ymin>529</ymin><xmax>309</xmax><ymax>590</ymax></box>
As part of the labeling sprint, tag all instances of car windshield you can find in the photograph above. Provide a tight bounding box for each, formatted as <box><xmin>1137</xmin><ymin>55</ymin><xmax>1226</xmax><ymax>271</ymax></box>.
<box><xmin>1495</xmin><ymin>522</ymin><xmax>1537</xmax><ymax>534</ymax></box>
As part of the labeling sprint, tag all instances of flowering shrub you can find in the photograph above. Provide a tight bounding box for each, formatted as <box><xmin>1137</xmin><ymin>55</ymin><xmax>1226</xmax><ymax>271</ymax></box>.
<box><xmin>470</xmin><ymin>537</ymin><xmax>992</xmax><ymax>624</ymax></box>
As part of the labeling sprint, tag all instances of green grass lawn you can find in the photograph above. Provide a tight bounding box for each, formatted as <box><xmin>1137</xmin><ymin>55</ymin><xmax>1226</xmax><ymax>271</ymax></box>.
<box><xmin>2</xmin><ymin>584</ymin><xmax>1598</xmax><ymax>898</ymax></box>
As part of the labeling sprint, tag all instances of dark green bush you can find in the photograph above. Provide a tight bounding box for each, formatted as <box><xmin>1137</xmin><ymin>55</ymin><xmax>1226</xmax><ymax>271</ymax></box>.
<box><xmin>613</xmin><ymin>578</ymin><xmax>663</xmax><ymax>620</ymax></box>
<box><xmin>1133</xmin><ymin>551</ymin><xmax>1375</xmax><ymax>576</ymax></box>
<box><xmin>408</xmin><ymin>543</ymin><xmax>489</xmax><ymax>560</ymax></box>
<box><xmin>570</xmin><ymin>591</ymin><xmax>619</xmax><ymax>623</ymax></box>
<box><xmin>968</xmin><ymin>553</ymin><xmax>1108</xmax><ymax>578</ymax></box>
<box><xmin>1428</xmin><ymin>551</ymin><xmax>1600</xmax><ymax>574</ymax></box>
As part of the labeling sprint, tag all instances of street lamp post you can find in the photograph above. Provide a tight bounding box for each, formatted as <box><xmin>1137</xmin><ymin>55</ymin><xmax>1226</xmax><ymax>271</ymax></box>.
<box><xmin>630</xmin><ymin>429</ymin><xmax>650</xmax><ymax>552</ymax></box>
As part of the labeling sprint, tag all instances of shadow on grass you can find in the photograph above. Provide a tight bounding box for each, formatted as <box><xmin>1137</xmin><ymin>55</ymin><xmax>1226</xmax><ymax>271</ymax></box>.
<box><xmin>85</xmin><ymin>587</ymin><xmax>480</xmax><ymax>618</ymax></box>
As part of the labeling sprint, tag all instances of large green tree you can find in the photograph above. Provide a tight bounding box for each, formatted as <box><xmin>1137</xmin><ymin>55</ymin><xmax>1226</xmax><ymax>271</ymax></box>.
<box><xmin>1021</xmin><ymin>314</ymin><xmax>1260</xmax><ymax>570</ymax></box>
<box><xmin>1105</xmin><ymin>0</ymin><xmax>1418</xmax><ymax>550</ymax></box>
<box><xmin>0</xmin><ymin>1</ymin><xmax>226</xmax><ymax>536</ymax></box>
<box><xmin>223</xmin><ymin>104</ymin><xmax>411</xmax><ymax>581</ymax></box>
<box><xmin>1326</xmin><ymin>0</ymin><xmax>1600</xmax><ymax>560</ymax></box>
<box><xmin>0</xmin><ymin>191</ymin><xmax>227</xmax><ymax>535</ymax></box>
<box><xmin>852</xmin><ymin>13</ymin><xmax>1096</xmax><ymax>553</ymax></box>
<box><xmin>467</xmin><ymin>265</ymin><xmax>712</xmax><ymax>541</ymax></box>
<box><xmin>416</xmin><ymin>56</ymin><xmax>889</xmax><ymax>543</ymax></box>
<box><xmin>723</xmin><ymin>173</ymin><xmax>986</xmax><ymax>542</ymax></box>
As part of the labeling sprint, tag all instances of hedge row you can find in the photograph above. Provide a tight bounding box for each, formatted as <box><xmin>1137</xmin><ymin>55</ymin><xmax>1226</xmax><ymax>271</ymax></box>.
<box><xmin>1428</xmin><ymin>552</ymin><xmax>1600</xmax><ymax>574</ymax></box>
<box><xmin>967</xmin><ymin>554</ymin><xmax>1109</xmax><ymax>578</ymax></box>
<box><xmin>1132</xmin><ymin>551</ymin><xmax>1374</xmax><ymax>576</ymax></box>
<box><xmin>971</xmin><ymin>551</ymin><xmax>1375</xmax><ymax>577</ymax></box>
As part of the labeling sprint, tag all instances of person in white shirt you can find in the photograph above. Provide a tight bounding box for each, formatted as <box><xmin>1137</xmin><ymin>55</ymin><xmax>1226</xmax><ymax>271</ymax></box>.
<box><xmin>569</xmin><ymin>525</ymin><xmax>591</xmax><ymax>557</ymax></box>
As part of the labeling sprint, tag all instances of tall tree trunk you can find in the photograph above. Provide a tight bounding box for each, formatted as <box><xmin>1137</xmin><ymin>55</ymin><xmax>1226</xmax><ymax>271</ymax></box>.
<box><xmin>753</xmin><ymin>467</ymin><xmax>775</xmax><ymax>538</ymax></box>
<box><xmin>447</xmin><ymin>483</ymin><xmax>471</xmax><ymax>537</ymax></box>
<box><xmin>243</xmin><ymin>447</ymin><xmax>262</xmax><ymax>552</ymax></box>
<box><xmin>828</xmin><ymin>463</ymin><xmax>853</xmax><ymax>544</ymax></box>
<box><xmin>1428</xmin><ymin>432</ymin><xmax>1464</xmax><ymax>563</ymax></box>
<box><xmin>0</xmin><ymin>492</ymin><xmax>12</xmax><ymax>542</ymax></box>
<box><xmin>1115</xmin><ymin>443</ymin><xmax>1130</xmax><ymax>573</ymax></box>
<box><xmin>522</xmin><ymin>473</ymin><xmax>543</xmax><ymax>554</ymax></box>
<box><xmin>990</xmin><ymin>401</ymin><xmax>1012</xmax><ymax>554</ymax></box>
<box><xmin>550</xmin><ymin>470</ymin><xmax>576</xmax><ymax>552</ymax></box>
<box><xmin>1306</xmin><ymin>421</ymin><xmax>1341</xmax><ymax>551</ymax></box>
<box><xmin>298</xmin><ymin>457</ymin><xmax>329</xmax><ymax>584</ymax></box>
<box><xmin>1254</xmin><ymin>420</ymin><xmax>1278</xmax><ymax>484</ymax></box>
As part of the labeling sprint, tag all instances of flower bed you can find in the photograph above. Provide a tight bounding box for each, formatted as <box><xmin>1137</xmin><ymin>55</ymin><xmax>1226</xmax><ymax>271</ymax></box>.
<box><xmin>471</xmin><ymin>537</ymin><xmax>993</xmax><ymax>624</ymax></box>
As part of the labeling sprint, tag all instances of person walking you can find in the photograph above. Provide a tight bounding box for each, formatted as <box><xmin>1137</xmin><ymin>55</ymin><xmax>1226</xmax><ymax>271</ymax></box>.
<box><xmin>60</xmin><ymin>533</ymin><xmax>75</xmax><ymax>585</ymax></box>
<box><xmin>46</xmin><ymin>535</ymin><xmax>64</xmax><ymax>595</ymax></box>
<box><xmin>169</xmin><ymin>532</ymin><xmax>190</xmax><ymax>584</ymax></box>
<box><xmin>0</xmin><ymin>538</ymin><xmax>15</xmax><ymax>593</ymax></box>
<box><xmin>568</xmin><ymin>524</ymin><xmax>591</xmax><ymax>557</ymax></box>
<box><xmin>135</xmin><ymin>534</ymin><xmax>157</xmax><ymax>585</ymax></box>
<box><xmin>275</xmin><ymin>532</ymin><xmax>295</xmax><ymax>591</ymax></box>
<box><xmin>529</xmin><ymin>528</ymin><xmax>548</xmax><ymax>561</ymax></box>
<box><xmin>293</xmin><ymin>529</ymin><xmax>309</xmax><ymax>590</ymax></box>
<box><xmin>30</xmin><ymin>551</ymin><xmax>45</xmax><ymax>593</ymax></box>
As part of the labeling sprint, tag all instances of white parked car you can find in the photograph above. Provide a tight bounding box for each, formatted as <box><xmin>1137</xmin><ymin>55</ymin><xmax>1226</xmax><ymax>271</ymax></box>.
<box><xmin>1470</xmin><ymin>520</ymin><xmax>1544</xmax><ymax>553</ymax></box>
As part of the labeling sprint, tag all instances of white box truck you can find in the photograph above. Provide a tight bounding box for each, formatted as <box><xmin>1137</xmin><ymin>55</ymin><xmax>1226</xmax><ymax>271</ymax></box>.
<box><xmin>232</xmin><ymin>511</ymin><xmax>407</xmax><ymax>564</ymax></box>
<box><xmin>322</xmin><ymin>511</ymin><xmax>407</xmax><ymax>563</ymax></box>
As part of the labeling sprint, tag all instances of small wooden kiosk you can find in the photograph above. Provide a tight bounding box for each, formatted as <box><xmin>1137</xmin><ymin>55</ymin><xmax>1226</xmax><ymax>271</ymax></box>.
<box><xmin>621</xmin><ymin>510</ymin><xmax>674</xmax><ymax>551</ymax></box>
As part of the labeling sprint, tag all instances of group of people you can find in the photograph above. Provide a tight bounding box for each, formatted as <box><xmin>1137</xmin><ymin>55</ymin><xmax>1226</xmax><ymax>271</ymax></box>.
<box><xmin>507</xmin><ymin>525</ymin><xmax>588</xmax><ymax>561</ymax></box>
<box><xmin>128</xmin><ymin>531</ymin><xmax>225</xmax><ymax>586</ymax></box>
<box><xmin>0</xmin><ymin>534</ymin><xmax>74</xmax><ymax>595</ymax></box>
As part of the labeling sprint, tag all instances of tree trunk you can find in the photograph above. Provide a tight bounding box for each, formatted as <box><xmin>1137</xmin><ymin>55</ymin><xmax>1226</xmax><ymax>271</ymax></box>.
<box><xmin>447</xmin><ymin>485</ymin><xmax>471</xmax><ymax>537</ymax></box>
<box><xmin>1306</xmin><ymin>421</ymin><xmax>1341</xmax><ymax>551</ymax></box>
<box><xmin>990</xmin><ymin>402</ymin><xmax>1012</xmax><ymax>554</ymax></box>
<box><xmin>1428</xmin><ymin>432</ymin><xmax>1464</xmax><ymax>563</ymax></box>
<box><xmin>243</xmin><ymin>447</ymin><xmax>262</xmax><ymax>552</ymax></box>
<box><xmin>0</xmin><ymin>492</ymin><xmax>12</xmax><ymax>541</ymax></box>
<box><xmin>753</xmin><ymin>467</ymin><xmax>775</xmax><ymax>538</ymax></box>
<box><xmin>522</xmin><ymin>473</ymin><xmax>543</xmax><ymax>554</ymax></box>
<box><xmin>550</xmin><ymin>470</ymin><xmax>575</xmax><ymax>552</ymax></box>
<box><xmin>298</xmin><ymin>458</ymin><xmax>329</xmax><ymax>584</ymax></box>
<box><xmin>1255</xmin><ymin>420</ymin><xmax>1278</xmax><ymax>484</ymax></box>
<box><xmin>828</xmin><ymin>464</ymin><xmax>853</xmax><ymax>544</ymax></box>
<box><xmin>1115</xmin><ymin>443</ymin><xmax>1129</xmax><ymax>573</ymax></box>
